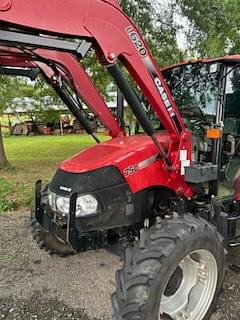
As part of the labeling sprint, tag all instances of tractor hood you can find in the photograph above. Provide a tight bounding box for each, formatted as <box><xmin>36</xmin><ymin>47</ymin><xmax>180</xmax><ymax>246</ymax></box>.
<box><xmin>60</xmin><ymin>132</ymin><xmax>171</xmax><ymax>174</ymax></box>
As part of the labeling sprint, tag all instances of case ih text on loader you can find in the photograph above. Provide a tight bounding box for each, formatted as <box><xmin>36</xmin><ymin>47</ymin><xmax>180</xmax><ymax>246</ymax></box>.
<box><xmin>0</xmin><ymin>1</ymin><xmax>240</xmax><ymax>319</ymax></box>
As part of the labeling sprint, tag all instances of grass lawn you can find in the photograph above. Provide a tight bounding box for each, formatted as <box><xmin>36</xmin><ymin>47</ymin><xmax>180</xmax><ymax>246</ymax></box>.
<box><xmin>0</xmin><ymin>134</ymin><xmax>108</xmax><ymax>211</ymax></box>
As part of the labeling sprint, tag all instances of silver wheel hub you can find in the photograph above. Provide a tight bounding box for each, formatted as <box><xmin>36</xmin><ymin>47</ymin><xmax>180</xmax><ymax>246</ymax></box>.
<box><xmin>160</xmin><ymin>250</ymin><xmax>218</xmax><ymax>320</ymax></box>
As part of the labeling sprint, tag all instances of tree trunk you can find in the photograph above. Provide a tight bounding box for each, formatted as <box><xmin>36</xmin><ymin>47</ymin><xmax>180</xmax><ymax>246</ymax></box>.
<box><xmin>0</xmin><ymin>122</ymin><xmax>10</xmax><ymax>169</ymax></box>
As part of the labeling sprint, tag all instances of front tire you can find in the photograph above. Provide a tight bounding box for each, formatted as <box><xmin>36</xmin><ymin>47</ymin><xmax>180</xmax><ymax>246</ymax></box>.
<box><xmin>30</xmin><ymin>211</ymin><xmax>75</xmax><ymax>257</ymax></box>
<box><xmin>112</xmin><ymin>214</ymin><xmax>226</xmax><ymax>320</ymax></box>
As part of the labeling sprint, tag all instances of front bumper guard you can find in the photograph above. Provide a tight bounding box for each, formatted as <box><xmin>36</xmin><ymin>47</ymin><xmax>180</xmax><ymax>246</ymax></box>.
<box><xmin>34</xmin><ymin>180</ymin><xmax>108</xmax><ymax>252</ymax></box>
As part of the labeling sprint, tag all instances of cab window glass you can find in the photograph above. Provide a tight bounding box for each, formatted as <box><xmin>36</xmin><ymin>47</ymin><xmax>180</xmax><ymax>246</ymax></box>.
<box><xmin>225</xmin><ymin>67</ymin><xmax>240</xmax><ymax>119</ymax></box>
<box><xmin>163</xmin><ymin>63</ymin><xmax>220</xmax><ymax>126</ymax></box>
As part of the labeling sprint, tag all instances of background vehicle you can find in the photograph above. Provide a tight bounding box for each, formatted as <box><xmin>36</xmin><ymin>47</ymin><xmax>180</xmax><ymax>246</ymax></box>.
<box><xmin>0</xmin><ymin>1</ymin><xmax>239</xmax><ymax>319</ymax></box>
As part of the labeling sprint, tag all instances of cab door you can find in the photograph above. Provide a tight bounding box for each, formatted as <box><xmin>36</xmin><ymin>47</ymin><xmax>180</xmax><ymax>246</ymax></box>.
<box><xmin>221</xmin><ymin>65</ymin><xmax>240</xmax><ymax>195</ymax></box>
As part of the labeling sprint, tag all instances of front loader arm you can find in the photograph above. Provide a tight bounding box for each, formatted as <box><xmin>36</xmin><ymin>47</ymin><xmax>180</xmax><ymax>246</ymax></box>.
<box><xmin>0</xmin><ymin>48</ymin><xmax>106</xmax><ymax>142</ymax></box>
<box><xmin>0</xmin><ymin>45</ymin><xmax>124</xmax><ymax>138</ymax></box>
<box><xmin>0</xmin><ymin>0</ymin><xmax>185</xmax><ymax>141</ymax></box>
<box><xmin>34</xmin><ymin>49</ymin><xmax>124</xmax><ymax>138</ymax></box>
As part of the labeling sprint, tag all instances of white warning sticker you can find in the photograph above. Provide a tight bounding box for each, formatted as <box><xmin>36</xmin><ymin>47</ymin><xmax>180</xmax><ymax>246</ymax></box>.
<box><xmin>181</xmin><ymin>160</ymin><xmax>190</xmax><ymax>175</ymax></box>
<box><xmin>180</xmin><ymin>149</ymin><xmax>187</xmax><ymax>161</ymax></box>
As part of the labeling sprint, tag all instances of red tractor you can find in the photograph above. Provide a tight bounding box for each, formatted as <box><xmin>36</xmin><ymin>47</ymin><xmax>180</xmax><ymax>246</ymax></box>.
<box><xmin>0</xmin><ymin>1</ymin><xmax>239</xmax><ymax>319</ymax></box>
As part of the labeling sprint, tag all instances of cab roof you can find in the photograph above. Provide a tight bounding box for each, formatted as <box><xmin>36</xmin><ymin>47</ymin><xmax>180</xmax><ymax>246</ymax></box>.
<box><xmin>162</xmin><ymin>55</ymin><xmax>240</xmax><ymax>71</ymax></box>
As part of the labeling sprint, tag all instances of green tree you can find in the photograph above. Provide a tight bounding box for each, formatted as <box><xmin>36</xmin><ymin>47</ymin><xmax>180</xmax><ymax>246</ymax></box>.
<box><xmin>0</xmin><ymin>77</ymin><xmax>27</xmax><ymax>169</ymax></box>
<box><xmin>0</xmin><ymin>75</ymin><xmax>61</xmax><ymax>169</ymax></box>
<box><xmin>121</xmin><ymin>0</ymin><xmax>181</xmax><ymax>66</ymax></box>
<box><xmin>0</xmin><ymin>122</ymin><xmax>9</xmax><ymax>169</ymax></box>
<box><xmin>176</xmin><ymin>0</ymin><xmax>240</xmax><ymax>57</ymax></box>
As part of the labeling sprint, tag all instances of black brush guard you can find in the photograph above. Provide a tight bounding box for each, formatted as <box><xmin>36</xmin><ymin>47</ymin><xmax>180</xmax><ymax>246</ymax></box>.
<box><xmin>34</xmin><ymin>180</ymin><xmax>108</xmax><ymax>252</ymax></box>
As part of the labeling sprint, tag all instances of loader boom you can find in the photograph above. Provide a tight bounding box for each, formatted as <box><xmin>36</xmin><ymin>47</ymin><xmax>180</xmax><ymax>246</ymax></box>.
<box><xmin>0</xmin><ymin>45</ymin><xmax>123</xmax><ymax>138</ymax></box>
<box><xmin>0</xmin><ymin>0</ymin><xmax>185</xmax><ymax>141</ymax></box>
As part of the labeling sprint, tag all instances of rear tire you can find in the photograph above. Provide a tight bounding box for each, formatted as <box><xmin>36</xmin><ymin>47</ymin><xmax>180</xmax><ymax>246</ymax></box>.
<box><xmin>30</xmin><ymin>212</ymin><xmax>75</xmax><ymax>257</ymax></box>
<box><xmin>112</xmin><ymin>214</ymin><xmax>226</xmax><ymax>320</ymax></box>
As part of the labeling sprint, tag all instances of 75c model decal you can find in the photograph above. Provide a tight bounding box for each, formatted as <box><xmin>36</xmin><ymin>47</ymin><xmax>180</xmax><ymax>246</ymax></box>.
<box><xmin>124</xmin><ymin>154</ymin><xmax>159</xmax><ymax>177</ymax></box>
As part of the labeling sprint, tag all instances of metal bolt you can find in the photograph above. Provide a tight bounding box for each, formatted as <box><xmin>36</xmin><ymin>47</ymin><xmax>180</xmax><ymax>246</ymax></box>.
<box><xmin>108</xmin><ymin>52</ymin><xmax>116</xmax><ymax>61</ymax></box>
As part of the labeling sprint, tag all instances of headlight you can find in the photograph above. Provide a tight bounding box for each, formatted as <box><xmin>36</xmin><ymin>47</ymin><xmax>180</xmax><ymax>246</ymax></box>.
<box><xmin>48</xmin><ymin>191</ymin><xmax>99</xmax><ymax>218</ymax></box>
<box><xmin>56</xmin><ymin>196</ymin><xmax>70</xmax><ymax>216</ymax></box>
<box><xmin>76</xmin><ymin>194</ymin><xmax>98</xmax><ymax>218</ymax></box>
<box><xmin>48</xmin><ymin>191</ymin><xmax>56</xmax><ymax>211</ymax></box>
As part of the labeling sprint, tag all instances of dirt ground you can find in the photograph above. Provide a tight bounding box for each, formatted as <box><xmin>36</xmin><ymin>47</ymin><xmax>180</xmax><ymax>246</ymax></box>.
<box><xmin>1</xmin><ymin>212</ymin><xmax>240</xmax><ymax>320</ymax></box>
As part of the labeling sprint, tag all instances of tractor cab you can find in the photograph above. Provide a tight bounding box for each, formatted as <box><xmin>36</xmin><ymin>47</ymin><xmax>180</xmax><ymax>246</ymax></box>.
<box><xmin>162</xmin><ymin>57</ymin><xmax>240</xmax><ymax>197</ymax></box>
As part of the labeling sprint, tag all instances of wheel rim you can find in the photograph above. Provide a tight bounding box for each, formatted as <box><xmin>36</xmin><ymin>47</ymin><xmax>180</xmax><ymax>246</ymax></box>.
<box><xmin>159</xmin><ymin>249</ymin><xmax>218</xmax><ymax>320</ymax></box>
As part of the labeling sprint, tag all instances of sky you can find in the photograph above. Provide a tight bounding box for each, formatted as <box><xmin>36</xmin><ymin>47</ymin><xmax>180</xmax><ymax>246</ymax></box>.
<box><xmin>155</xmin><ymin>0</ymin><xmax>189</xmax><ymax>49</ymax></box>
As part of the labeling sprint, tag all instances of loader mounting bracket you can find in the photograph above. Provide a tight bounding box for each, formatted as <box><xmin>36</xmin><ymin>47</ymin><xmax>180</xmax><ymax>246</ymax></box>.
<box><xmin>0</xmin><ymin>30</ymin><xmax>92</xmax><ymax>59</ymax></box>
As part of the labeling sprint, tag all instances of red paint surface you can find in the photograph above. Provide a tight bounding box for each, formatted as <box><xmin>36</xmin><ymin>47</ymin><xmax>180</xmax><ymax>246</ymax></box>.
<box><xmin>60</xmin><ymin>132</ymin><xmax>193</xmax><ymax>197</ymax></box>
<box><xmin>0</xmin><ymin>0</ymin><xmax>12</xmax><ymax>11</ymax></box>
<box><xmin>162</xmin><ymin>55</ymin><xmax>240</xmax><ymax>72</ymax></box>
